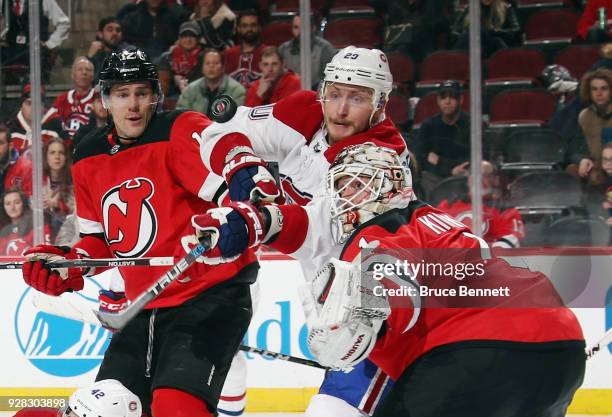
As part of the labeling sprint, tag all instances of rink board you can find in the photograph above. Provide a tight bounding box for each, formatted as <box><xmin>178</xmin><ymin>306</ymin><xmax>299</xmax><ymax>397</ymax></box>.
<box><xmin>0</xmin><ymin>249</ymin><xmax>610</xmax><ymax>413</ymax></box>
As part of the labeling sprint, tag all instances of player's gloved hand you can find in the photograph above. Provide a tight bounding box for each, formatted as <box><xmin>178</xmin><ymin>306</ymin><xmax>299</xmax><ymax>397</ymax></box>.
<box><xmin>98</xmin><ymin>290</ymin><xmax>128</xmax><ymax>314</ymax></box>
<box><xmin>22</xmin><ymin>245</ymin><xmax>85</xmax><ymax>296</ymax></box>
<box><xmin>191</xmin><ymin>201</ymin><xmax>266</xmax><ymax>265</ymax></box>
<box><xmin>222</xmin><ymin>152</ymin><xmax>285</xmax><ymax>203</ymax></box>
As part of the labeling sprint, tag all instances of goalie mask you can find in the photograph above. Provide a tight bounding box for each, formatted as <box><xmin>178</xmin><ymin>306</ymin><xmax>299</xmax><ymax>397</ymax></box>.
<box><xmin>58</xmin><ymin>379</ymin><xmax>142</xmax><ymax>417</ymax></box>
<box><xmin>319</xmin><ymin>46</ymin><xmax>393</xmax><ymax>126</ymax></box>
<box><xmin>328</xmin><ymin>143</ymin><xmax>413</xmax><ymax>244</ymax></box>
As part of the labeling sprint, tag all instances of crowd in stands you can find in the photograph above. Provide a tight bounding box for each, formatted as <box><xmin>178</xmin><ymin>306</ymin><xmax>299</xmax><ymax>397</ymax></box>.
<box><xmin>0</xmin><ymin>0</ymin><xmax>611</xmax><ymax>250</ymax></box>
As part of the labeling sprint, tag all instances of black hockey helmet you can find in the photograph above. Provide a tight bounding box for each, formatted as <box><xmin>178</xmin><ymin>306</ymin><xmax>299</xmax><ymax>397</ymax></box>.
<box><xmin>98</xmin><ymin>48</ymin><xmax>163</xmax><ymax>109</ymax></box>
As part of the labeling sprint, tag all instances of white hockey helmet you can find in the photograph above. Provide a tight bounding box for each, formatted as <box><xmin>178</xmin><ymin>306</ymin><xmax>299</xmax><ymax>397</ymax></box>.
<box><xmin>327</xmin><ymin>143</ymin><xmax>413</xmax><ymax>244</ymax></box>
<box><xmin>58</xmin><ymin>380</ymin><xmax>141</xmax><ymax>417</ymax></box>
<box><xmin>320</xmin><ymin>46</ymin><xmax>393</xmax><ymax>125</ymax></box>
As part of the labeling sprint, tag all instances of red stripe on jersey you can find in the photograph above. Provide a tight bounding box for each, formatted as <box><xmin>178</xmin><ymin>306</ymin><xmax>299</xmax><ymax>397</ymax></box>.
<box><xmin>220</xmin><ymin>392</ymin><xmax>247</xmax><ymax>401</ymax></box>
<box><xmin>270</xmin><ymin>204</ymin><xmax>308</xmax><ymax>254</ymax></box>
<box><xmin>210</xmin><ymin>132</ymin><xmax>252</xmax><ymax>175</ymax></box>
<box><xmin>362</xmin><ymin>370</ymin><xmax>388</xmax><ymax>414</ymax></box>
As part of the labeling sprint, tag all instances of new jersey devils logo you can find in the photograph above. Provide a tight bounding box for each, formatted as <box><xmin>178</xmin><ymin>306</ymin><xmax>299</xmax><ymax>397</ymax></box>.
<box><xmin>102</xmin><ymin>178</ymin><xmax>158</xmax><ymax>258</ymax></box>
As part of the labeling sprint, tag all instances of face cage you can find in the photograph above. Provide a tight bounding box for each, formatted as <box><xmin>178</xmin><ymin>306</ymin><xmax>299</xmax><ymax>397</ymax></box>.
<box><xmin>99</xmin><ymin>79</ymin><xmax>164</xmax><ymax>113</ymax></box>
<box><xmin>328</xmin><ymin>163</ymin><xmax>387</xmax><ymax>244</ymax></box>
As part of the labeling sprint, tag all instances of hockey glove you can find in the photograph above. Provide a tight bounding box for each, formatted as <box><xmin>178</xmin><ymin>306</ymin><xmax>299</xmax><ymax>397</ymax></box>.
<box><xmin>98</xmin><ymin>290</ymin><xmax>128</xmax><ymax>314</ymax></box>
<box><xmin>22</xmin><ymin>245</ymin><xmax>86</xmax><ymax>296</ymax></box>
<box><xmin>191</xmin><ymin>201</ymin><xmax>266</xmax><ymax>265</ymax></box>
<box><xmin>222</xmin><ymin>151</ymin><xmax>284</xmax><ymax>203</ymax></box>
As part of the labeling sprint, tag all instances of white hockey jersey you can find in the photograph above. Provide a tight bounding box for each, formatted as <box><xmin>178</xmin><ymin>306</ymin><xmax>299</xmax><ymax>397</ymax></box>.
<box><xmin>198</xmin><ymin>90</ymin><xmax>408</xmax><ymax>278</ymax></box>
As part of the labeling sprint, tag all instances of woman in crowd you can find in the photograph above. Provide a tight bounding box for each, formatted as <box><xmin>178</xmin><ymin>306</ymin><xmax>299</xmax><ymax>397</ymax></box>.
<box><xmin>42</xmin><ymin>138</ymin><xmax>74</xmax><ymax>237</ymax></box>
<box><xmin>0</xmin><ymin>189</ymin><xmax>50</xmax><ymax>256</ymax></box>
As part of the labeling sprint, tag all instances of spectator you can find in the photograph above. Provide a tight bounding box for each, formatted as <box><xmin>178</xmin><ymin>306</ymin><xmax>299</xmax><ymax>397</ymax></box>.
<box><xmin>371</xmin><ymin>0</ymin><xmax>451</xmax><ymax>63</ymax></box>
<box><xmin>72</xmin><ymin>88</ymin><xmax>108</xmax><ymax>148</ymax></box>
<box><xmin>0</xmin><ymin>0</ymin><xmax>70</xmax><ymax>84</ymax></box>
<box><xmin>0</xmin><ymin>126</ymin><xmax>32</xmax><ymax>196</ymax></box>
<box><xmin>190</xmin><ymin>0</ymin><xmax>236</xmax><ymax>49</ymax></box>
<box><xmin>224</xmin><ymin>10</ymin><xmax>267</xmax><ymax>88</ymax></box>
<box><xmin>8</xmin><ymin>84</ymin><xmax>64</xmax><ymax>154</ymax></box>
<box><xmin>158</xmin><ymin>21</ymin><xmax>205</xmax><ymax>100</ymax></box>
<box><xmin>177</xmin><ymin>48</ymin><xmax>245</xmax><ymax>116</ymax></box>
<box><xmin>42</xmin><ymin>138</ymin><xmax>74</xmax><ymax>236</ymax></box>
<box><xmin>245</xmin><ymin>46</ymin><xmax>301</xmax><ymax>107</ymax></box>
<box><xmin>49</xmin><ymin>57</ymin><xmax>96</xmax><ymax>146</ymax></box>
<box><xmin>577</xmin><ymin>0</ymin><xmax>612</xmax><ymax>43</ymax></box>
<box><xmin>87</xmin><ymin>16</ymin><xmax>134</xmax><ymax>83</ymax></box>
<box><xmin>452</xmin><ymin>0</ymin><xmax>520</xmax><ymax>59</ymax></box>
<box><xmin>120</xmin><ymin>0</ymin><xmax>188</xmax><ymax>61</ymax></box>
<box><xmin>414</xmin><ymin>80</ymin><xmax>470</xmax><ymax>191</ymax></box>
<box><xmin>278</xmin><ymin>15</ymin><xmax>336</xmax><ymax>90</ymax></box>
<box><xmin>576</xmin><ymin>68</ymin><xmax>612</xmax><ymax>185</ymax></box>
<box><xmin>0</xmin><ymin>189</ymin><xmax>51</xmax><ymax>256</ymax></box>
<box><xmin>438</xmin><ymin>160</ymin><xmax>525</xmax><ymax>248</ymax></box>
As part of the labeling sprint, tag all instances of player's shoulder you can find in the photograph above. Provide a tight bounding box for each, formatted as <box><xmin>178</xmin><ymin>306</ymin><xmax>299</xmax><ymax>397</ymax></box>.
<box><xmin>271</xmin><ymin>90</ymin><xmax>322</xmax><ymax>138</ymax></box>
<box><xmin>73</xmin><ymin>125</ymin><xmax>112</xmax><ymax>163</ymax></box>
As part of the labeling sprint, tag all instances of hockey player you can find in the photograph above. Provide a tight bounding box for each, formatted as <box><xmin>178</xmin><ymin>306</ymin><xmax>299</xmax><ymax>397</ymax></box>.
<box><xmin>194</xmin><ymin>143</ymin><xmax>587</xmax><ymax>417</ymax></box>
<box><xmin>14</xmin><ymin>379</ymin><xmax>141</xmax><ymax>417</ymax></box>
<box><xmin>194</xmin><ymin>46</ymin><xmax>407</xmax><ymax>416</ymax></box>
<box><xmin>437</xmin><ymin>160</ymin><xmax>525</xmax><ymax>248</ymax></box>
<box><xmin>15</xmin><ymin>379</ymin><xmax>140</xmax><ymax>417</ymax></box>
<box><xmin>20</xmin><ymin>48</ymin><xmax>258</xmax><ymax>417</ymax></box>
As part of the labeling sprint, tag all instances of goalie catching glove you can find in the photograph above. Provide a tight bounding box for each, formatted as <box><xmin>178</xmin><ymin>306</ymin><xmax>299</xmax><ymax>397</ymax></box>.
<box><xmin>300</xmin><ymin>257</ymin><xmax>390</xmax><ymax>370</ymax></box>
<box><xmin>223</xmin><ymin>148</ymin><xmax>284</xmax><ymax>203</ymax></box>
<box><xmin>22</xmin><ymin>245</ymin><xmax>89</xmax><ymax>296</ymax></box>
<box><xmin>191</xmin><ymin>201</ymin><xmax>266</xmax><ymax>264</ymax></box>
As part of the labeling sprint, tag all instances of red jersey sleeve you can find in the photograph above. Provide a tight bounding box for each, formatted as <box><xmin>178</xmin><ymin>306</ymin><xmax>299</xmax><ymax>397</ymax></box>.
<box><xmin>489</xmin><ymin>207</ymin><xmax>525</xmax><ymax>248</ymax></box>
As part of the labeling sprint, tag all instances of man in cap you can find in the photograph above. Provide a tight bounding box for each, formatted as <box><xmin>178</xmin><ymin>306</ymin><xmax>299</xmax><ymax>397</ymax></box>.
<box><xmin>414</xmin><ymin>80</ymin><xmax>470</xmax><ymax>190</ymax></box>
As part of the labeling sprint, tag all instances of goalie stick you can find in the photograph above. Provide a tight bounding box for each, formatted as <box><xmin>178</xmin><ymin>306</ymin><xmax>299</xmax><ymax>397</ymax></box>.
<box><xmin>0</xmin><ymin>257</ymin><xmax>174</xmax><ymax>269</ymax></box>
<box><xmin>31</xmin><ymin>291</ymin><xmax>327</xmax><ymax>369</ymax></box>
<box><xmin>95</xmin><ymin>236</ymin><xmax>211</xmax><ymax>330</ymax></box>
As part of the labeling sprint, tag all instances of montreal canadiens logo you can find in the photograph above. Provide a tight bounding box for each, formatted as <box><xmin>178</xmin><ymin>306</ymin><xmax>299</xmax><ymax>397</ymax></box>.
<box><xmin>102</xmin><ymin>177</ymin><xmax>158</xmax><ymax>258</ymax></box>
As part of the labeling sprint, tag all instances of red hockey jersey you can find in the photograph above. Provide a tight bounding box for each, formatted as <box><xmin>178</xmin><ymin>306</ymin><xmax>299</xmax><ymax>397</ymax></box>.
<box><xmin>0</xmin><ymin>220</ymin><xmax>51</xmax><ymax>256</ymax></box>
<box><xmin>9</xmin><ymin>109</ymin><xmax>64</xmax><ymax>153</ymax></box>
<box><xmin>340</xmin><ymin>201</ymin><xmax>584</xmax><ymax>380</ymax></box>
<box><xmin>50</xmin><ymin>88</ymin><xmax>96</xmax><ymax>140</ymax></box>
<box><xmin>12</xmin><ymin>407</ymin><xmax>58</xmax><ymax>417</ymax></box>
<box><xmin>72</xmin><ymin>110</ymin><xmax>257</xmax><ymax>308</ymax></box>
<box><xmin>437</xmin><ymin>199</ymin><xmax>525</xmax><ymax>248</ymax></box>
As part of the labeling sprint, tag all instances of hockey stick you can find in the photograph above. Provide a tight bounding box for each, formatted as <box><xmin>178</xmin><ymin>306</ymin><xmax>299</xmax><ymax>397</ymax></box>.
<box><xmin>586</xmin><ymin>328</ymin><xmax>612</xmax><ymax>359</ymax></box>
<box><xmin>31</xmin><ymin>291</ymin><xmax>327</xmax><ymax>369</ymax></box>
<box><xmin>95</xmin><ymin>236</ymin><xmax>211</xmax><ymax>330</ymax></box>
<box><xmin>0</xmin><ymin>257</ymin><xmax>174</xmax><ymax>269</ymax></box>
<box><xmin>238</xmin><ymin>345</ymin><xmax>326</xmax><ymax>369</ymax></box>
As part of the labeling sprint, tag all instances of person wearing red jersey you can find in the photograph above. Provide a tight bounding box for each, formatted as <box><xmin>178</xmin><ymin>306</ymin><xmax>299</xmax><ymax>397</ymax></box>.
<box><xmin>437</xmin><ymin>160</ymin><xmax>525</xmax><ymax>248</ymax></box>
<box><xmin>223</xmin><ymin>10</ymin><xmax>266</xmax><ymax>89</ymax></box>
<box><xmin>19</xmin><ymin>48</ymin><xmax>258</xmax><ymax>417</ymax></box>
<box><xmin>194</xmin><ymin>46</ymin><xmax>407</xmax><ymax>416</ymax></box>
<box><xmin>14</xmin><ymin>379</ymin><xmax>141</xmax><ymax>417</ymax></box>
<box><xmin>49</xmin><ymin>57</ymin><xmax>96</xmax><ymax>144</ymax></box>
<box><xmin>195</xmin><ymin>143</ymin><xmax>586</xmax><ymax>417</ymax></box>
<box><xmin>0</xmin><ymin>126</ymin><xmax>32</xmax><ymax>196</ymax></box>
<box><xmin>9</xmin><ymin>84</ymin><xmax>65</xmax><ymax>153</ymax></box>
<box><xmin>244</xmin><ymin>46</ymin><xmax>301</xmax><ymax>107</ymax></box>
<box><xmin>0</xmin><ymin>189</ymin><xmax>51</xmax><ymax>255</ymax></box>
